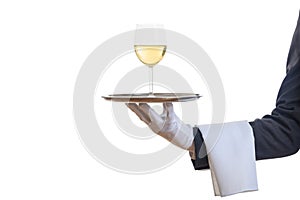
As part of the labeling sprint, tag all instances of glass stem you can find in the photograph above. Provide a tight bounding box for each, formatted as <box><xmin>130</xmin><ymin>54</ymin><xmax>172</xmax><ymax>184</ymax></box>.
<box><xmin>149</xmin><ymin>66</ymin><xmax>154</xmax><ymax>95</ymax></box>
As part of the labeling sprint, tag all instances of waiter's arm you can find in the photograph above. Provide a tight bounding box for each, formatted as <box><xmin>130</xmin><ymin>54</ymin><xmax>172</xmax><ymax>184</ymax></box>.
<box><xmin>250</xmin><ymin>65</ymin><xmax>300</xmax><ymax>160</ymax></box>
<box><xmin>192</xmin><ymin>65</ymin><xmax>300</xmax><ymax>169</ymax></box>
<box><xmin>251</xmin><ymin>11</ymin><xmax>300</xmax><ymax>160</ymax></box>
<box><xmin>192</xmin><ymin>11</ymin><xmax>300</xmax><ymax>169</ymax></box>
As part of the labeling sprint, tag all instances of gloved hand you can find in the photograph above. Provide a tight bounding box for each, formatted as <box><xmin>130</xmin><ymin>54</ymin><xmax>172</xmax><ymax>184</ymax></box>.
<box><xmin>126</xmin><ymin>102</ymin><xmax>195</xmax><ymax>151</ymax></box>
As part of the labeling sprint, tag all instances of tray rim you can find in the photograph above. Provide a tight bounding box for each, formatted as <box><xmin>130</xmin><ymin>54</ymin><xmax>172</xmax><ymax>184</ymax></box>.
<box><xmin>102</xmin><ymin>92</ymin><xmax>201</xmax><ymax>103</ymax></box>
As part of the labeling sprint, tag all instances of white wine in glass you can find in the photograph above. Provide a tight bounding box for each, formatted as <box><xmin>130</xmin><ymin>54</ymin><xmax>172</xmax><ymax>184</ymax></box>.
<box><xmin>134</xmin><ymin>45</ymin><xmax>166</xmax><ymax>66</ymax></box>
<box><xmin>134</xmin><ymin>24</ymin><xmax>167</xmax><ymax>95</ymax></box>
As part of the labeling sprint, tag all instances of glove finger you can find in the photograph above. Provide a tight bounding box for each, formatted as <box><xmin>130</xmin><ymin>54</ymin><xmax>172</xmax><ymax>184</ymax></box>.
<box><xmin>163</xmin><ymin>102</ymin><xmax>174</xmax><ymax>117</ymax></box>
<box><xmin>161</xmin><ymin>103</ymin><xmax>167</xmax><ymax>117</ymax></box>
<box><xmin>126</xmin><ymin>103</ymin><xmax>151</xmax><ymax>125</ymax></box>
<box><xmin>139</xmin><ymin>103</ymin><xmax>161</xmax><ymax>122</ymax></box>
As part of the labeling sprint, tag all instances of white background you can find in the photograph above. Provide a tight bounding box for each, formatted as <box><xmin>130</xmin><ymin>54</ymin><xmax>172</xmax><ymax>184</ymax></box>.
<box><xmin>1</xmin><ymin>0</ymin><xmax>300</xmax><ymax>199</ymax></box>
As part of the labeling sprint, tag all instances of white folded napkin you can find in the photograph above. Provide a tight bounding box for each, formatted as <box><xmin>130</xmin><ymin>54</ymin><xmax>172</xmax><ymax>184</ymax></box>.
<box><xmin>198</xmin><ymin>121</ymin><xmax>258</xmax><ymax>196</ymax></box>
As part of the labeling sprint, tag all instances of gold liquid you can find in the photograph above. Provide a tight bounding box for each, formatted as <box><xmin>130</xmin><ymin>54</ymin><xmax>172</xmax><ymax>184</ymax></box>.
<box><xmin>134</xmin><ymin>45</ymin><xmax>166</xmax><ymax>66</ymax></box>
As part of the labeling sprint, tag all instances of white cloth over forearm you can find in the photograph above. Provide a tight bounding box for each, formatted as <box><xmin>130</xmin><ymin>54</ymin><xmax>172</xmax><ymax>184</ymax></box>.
<box><xmin>198</xmin><ymin>121</ymin><xmax>258</xmax><ymax>197</ymax></box>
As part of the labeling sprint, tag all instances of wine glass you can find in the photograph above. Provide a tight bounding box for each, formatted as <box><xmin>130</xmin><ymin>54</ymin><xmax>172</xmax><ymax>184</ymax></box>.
<box><xmin>134</xmin><ymin>24</ymin><xmax>167</xmax><ymax>96</ymax></box>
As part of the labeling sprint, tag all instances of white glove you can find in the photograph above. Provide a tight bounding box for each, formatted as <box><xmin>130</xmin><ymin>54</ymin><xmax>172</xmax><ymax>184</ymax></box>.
<box><xmin>126</xmin><ymin>103</ymin><xmax>194</xmax><ymax>151</ymax></box>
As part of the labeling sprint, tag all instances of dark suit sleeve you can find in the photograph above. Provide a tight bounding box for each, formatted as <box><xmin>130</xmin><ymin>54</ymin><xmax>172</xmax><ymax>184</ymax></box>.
<box><xmin>250</xmin><ymin>65</ymin><xmax>300</xmax><ymax>160</ymax></box>
<box><xmin>191</xmin><ymin>127</ymin><xmax>209</xmax><ymax>170</ymax></box>
<box><xmin>191</xmin><ymin>11</ymin><xmax>300</xmax><ymax>170</ymax></box>
<box><xmin>250</xmin><ymin>11</ymin><xmax>300</xmax><ymax>160</ymax></box>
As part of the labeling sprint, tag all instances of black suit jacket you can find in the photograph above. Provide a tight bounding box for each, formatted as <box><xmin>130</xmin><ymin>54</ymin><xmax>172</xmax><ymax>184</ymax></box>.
<box><xmin>192</xmin><ymin>11</ymin><xmax>300</xmax><ymax>169</ymax></box>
